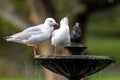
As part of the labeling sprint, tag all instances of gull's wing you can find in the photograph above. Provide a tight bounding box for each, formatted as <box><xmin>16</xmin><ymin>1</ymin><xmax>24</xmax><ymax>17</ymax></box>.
<box><xmin>23</xmin><ymin>24</ymin><xmax>43</xmax><ymax>32</ymax></box>
<box><xmin>17</xmin><ymin>26</ymin><xmax>43</xmax><ymax>40</ymax></box>
<box><xmin>6</xmin><ymin>25</ymin><xmax>43</xmax><ymax>41</ymax></box>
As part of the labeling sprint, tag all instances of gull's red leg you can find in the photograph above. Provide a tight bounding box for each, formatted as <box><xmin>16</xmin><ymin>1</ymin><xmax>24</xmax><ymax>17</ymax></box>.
<box><xmin>33</xmin><ymin>46</ymin><xmax>37</xmax><ymax>56</ymax></box>
<box><xmin>54</xmin><ymin>47</ymin><xmax>57</xmax><ymax>54</ymax></box>
<box><xmin>63</xmin><ymin>48</ymin><xmax>68</xmax><ymax>55</ymax></box>
<box><xmin>26</xmin><ymin>43</ymin><xmax>37</xmax><ymax>56</ymax></box>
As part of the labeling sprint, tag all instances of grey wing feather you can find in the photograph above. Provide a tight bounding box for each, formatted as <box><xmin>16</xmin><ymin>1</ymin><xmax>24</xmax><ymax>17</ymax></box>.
<box><xmin>23</xmin><ymin>25</ymin><xmax>41</xmax><ymax>32</ymax></box>
<box><xmin>13</xmin><ymin>26</ymin><xmax>42</xmax><ymax>40</ymax></box>
<box><xmin>21</xmin><ymin>30</ymin><xmax>42</xmax><ymax>40</ymax></box>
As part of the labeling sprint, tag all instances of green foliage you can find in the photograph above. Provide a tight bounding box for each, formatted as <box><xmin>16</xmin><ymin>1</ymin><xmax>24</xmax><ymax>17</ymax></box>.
<box><xmin>0</xmin><ymin>17</ymin><xmax>20</xmax><ymax>35</ymax></box>
<box><xmin>86</xmin><ymin>35</ymin><xmax>120</xmax><ymax>63</ymax></box>
<box><xmin>86</xmin><ymin>5</ymin><xmax>120</xmax><ymax>63</ymax></box>
<box><xmin>89</xmin><ymin>72</ymin><xmax>120</xmax><ymax>80</ymax></box>
<box><xmin>0</xmin><ymin>72</ymin><xmax>119</xmax><ymax>80</ymax></box>
<box><xmin>53</xmin><ymin>0</ymin><xmax>73</xmax><ymax>18</ymax></box>
<box><xmin>0</xmin><ymin>17</ymin><xmax>20</xmax><ymax>40</ymax></box>
<box><xmin>0</xmin><ymin>17</ymin><xmax>20</xmax><ymax>54</ymax></box>
<box><xmin>6</xmin><ymin>0</ymin><xmax>29</xmax><ymax>16</ymax></box>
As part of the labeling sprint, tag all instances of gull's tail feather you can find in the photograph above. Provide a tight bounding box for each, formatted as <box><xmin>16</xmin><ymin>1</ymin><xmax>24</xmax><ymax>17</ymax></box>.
<box><xmin>4</xmin><ymin>36</ymin><xmax>15</xmax><ymax>41</ymax></box>
<box><xmin>4</xmin><ymin>36</ymin><xmax>23</xmax><ymax>44</ymax></box>
<box><xmin>4</xmin><ymin>36</ymin><xmax>11</xmax><ymax>40</ymax></box>
<box><xmin>4</xmin><ymin>32</ymin><xmax>22</xmax><ymax>42</ymax></box>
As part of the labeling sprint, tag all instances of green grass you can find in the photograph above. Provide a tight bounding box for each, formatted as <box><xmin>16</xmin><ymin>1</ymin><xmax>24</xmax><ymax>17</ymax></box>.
<box><xmin>89</xmin><ymin>72</ymin><xmax>120</xmax><ymax>80</ymax></box>
<box><xmin>0</xmin><ymin>77</ymin><xmax>25</xmax><ymax>80</ymax></box>
<box><xmin>0</xmin><ymin>75</ymin><xmax>25</xmax><ymax>80</ymax></box>
<box><xmin>85</xmin><ymin>5</ymin><xmax>120</xmax><ymax>64</ymax></box>
<box><xmin>0</xmin><ymin>75</ymin><xmax>45</xmax><ymax>80</ymax></box>
<box><xmin>0</xmin><ymin>72</ymin><xmax>119</xmax><ymax>80</ymax></box>
<box><xmin>86</xmin><ymin>35</ymin><xmax>120</xmax><ymax>63</ymax></box>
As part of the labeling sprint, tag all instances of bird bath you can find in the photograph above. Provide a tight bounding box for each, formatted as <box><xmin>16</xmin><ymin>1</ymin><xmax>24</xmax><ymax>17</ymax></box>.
<box><xmin>34</xmin><ymin>43</ymin><xmax>115</xmax><ymax>80</ymax></box>
<box><xmin>65</xmin><ymin>43</ymin><xmax>87</xmax><ymax>55</ymax></box>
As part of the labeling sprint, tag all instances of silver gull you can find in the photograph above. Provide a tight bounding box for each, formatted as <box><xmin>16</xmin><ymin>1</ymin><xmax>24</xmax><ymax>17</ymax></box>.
<box><xmin>51</xmin><ymin>16</ymin><xmax>70</xmax><ymax>54</ymax></box>
<box><xmin>5</xmin><ymin>18</ymin><xmax>59</xmax><ymax>56</ymax></box>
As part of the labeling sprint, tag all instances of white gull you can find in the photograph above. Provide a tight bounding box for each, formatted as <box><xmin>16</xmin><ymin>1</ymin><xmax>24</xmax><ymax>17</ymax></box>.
<box><xmin>51</xmin><ymin>16</ymin><xmax>70</xmax><ymax>54</ymax></box>
<box><xmin>5</xmin><ymin>18</ymin><xmax>59</xmax><ymax>56</ymax></box>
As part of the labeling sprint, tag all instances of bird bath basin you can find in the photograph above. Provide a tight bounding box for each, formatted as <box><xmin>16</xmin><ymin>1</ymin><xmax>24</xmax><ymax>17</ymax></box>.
<box><xmin>34</xmin><ymin>55</ymin><xmax>115</xmax><ymax>80</ymax></box>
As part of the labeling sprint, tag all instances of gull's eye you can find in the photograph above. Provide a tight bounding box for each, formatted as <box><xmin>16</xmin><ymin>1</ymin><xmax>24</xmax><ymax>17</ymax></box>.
<box><xmin>50</xmin><ymin>20</ymin><xmax>53</xmax><ymax>23</ymax></box>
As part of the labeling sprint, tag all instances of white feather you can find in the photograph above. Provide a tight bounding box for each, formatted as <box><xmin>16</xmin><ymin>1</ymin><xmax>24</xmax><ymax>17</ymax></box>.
<box><xmin>5</xmin><ymin>18</ymin><xmax>56</xmax><ymax>45</ymax></box>
<box><xmin>51</xmin><ymin>16</ymin><xmax>70</xmax><ymax>46</ymax></box>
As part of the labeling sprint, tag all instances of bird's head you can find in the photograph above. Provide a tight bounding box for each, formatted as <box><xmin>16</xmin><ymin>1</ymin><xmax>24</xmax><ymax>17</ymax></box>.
<box><xmin>60</xmin><ymin>16</ymin><xmax>68</xmax><ymax>25</ymax></box>
<box><xmin>45</xmin><ymin>18</ymin><xmax>59</xmax><ymax>27</ymax></box>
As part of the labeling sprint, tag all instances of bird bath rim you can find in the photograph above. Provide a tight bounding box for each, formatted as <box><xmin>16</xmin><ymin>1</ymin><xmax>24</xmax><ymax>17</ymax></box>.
<box><xmin>34</xmin><ymin>55</ymin><xmax>115</xmax><ymax>60</ymax></box>
<box><xmin>34</xmin><ymin>55</ymin><xmax>115</xmax><ymax>80</ymax></box>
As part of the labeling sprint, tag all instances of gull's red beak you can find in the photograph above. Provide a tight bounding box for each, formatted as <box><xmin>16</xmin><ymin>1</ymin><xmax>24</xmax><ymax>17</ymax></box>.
<box><xmin>54</xmin><ymin>23</ymin><xmax>59</xmax><ymax>27</ymax></box>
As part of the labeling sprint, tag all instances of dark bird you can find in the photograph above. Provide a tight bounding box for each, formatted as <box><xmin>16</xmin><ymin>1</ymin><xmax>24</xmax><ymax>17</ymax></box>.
<box><xmin>70</xmin><ymin>22</ymin><xmax>81</xmax><ymax>43</ymax></box>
